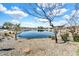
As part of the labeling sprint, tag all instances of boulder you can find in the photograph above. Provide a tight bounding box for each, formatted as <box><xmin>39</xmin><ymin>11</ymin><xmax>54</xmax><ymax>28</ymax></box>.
<box><xmin>17</xmin><ymin>47</ymin><xmax>32</xmax><ymax>54</ymax></box>
<box><xmin>17</xmin><ymin>40</ymin><xmax>22</xmax><ymax>42</ymax></box>
<box><xmin>57</xmin><ymin>32</ymin><xmax>62</xmax><ymax>43</ymax></box>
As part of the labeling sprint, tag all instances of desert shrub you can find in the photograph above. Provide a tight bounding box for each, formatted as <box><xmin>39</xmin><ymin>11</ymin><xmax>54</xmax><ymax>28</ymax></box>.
<box><xmin>61</xmin><ymin>33</ymin><xmax>69</xmax><ymax>42</ymax></box>
<box><xmin>9</xmin><ymin>32</ymin><xmax>11</xmax><ymax>34</ymax></box>
<box><xmin>48</xmin><ymin>35</ymin><xmax>55</xmax><ymax>40</ymax></box>
<box><xmin>12</xmin><ymin>32</ymin><xmax>15</xmax><ymax>34</ymax></box>
<box><xmin>4</xmin><ymin>33</ymin><xmax>9</xmax><ymax>36</ymax></box>
<box><xmin>73</xmin><ymin>33</ymin><xmax>79</xmax><ymax>42</ymax></box>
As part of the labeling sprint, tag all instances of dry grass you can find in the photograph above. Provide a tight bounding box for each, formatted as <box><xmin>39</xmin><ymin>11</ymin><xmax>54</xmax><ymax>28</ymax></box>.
<box><xmin>0</xmin><ymin>37</ymin><xmax>79</xmax><ymax>56</ymax></box>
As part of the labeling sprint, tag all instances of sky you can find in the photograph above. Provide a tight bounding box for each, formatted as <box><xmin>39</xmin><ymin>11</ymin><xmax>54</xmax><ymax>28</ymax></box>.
<box><xmin>0</xmin><ymin>3</ymin><xmax>76</xmax><ymax>27</ymax></box>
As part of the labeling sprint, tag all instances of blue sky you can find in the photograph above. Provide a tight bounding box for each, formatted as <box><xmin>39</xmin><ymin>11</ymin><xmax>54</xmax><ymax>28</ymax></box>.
<box><xmin>0</xmin><ymin>3</ymin><xmax>76</xmax><ymax>27</ymax></box>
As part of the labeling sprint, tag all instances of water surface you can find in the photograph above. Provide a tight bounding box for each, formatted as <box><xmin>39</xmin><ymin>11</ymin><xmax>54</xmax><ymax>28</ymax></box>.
<box><xmin>18</xmin><ymin>31</ymin><xmax>54</xmax><ymax>39</ymax></box>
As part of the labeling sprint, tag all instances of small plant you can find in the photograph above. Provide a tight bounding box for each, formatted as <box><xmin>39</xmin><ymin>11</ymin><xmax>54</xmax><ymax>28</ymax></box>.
<box><xmin>48</xmin><ymin>35</ymin><xmax>55</xmax><ymax>40</ymax></box>
<box><xmin>73</xmin><ymin>33</ymin><xmax>79</xmax><ymax>42</ymax></box>
<box><xmin>61</xmin><ymin>33</ymin><xmax>69</xmax><ymax>42</ymax></box>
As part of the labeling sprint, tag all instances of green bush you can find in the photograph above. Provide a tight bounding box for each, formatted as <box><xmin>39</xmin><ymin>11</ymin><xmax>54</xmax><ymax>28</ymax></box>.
<box><xmin>61</xmin><ymin>33</ymin><xmax>69</xmax><ymax>42</ymax></box>
<box><xmin>73</xmin><ymin>34</ymin><xmax>79</xmax><ymax>42</ymax></box>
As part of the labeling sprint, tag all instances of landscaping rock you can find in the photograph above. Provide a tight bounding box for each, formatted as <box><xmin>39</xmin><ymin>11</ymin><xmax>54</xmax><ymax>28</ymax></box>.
<box><xmin>68</xmin><ymin>32</ymin><xmax>74</xmax><ymax>41</ymax></box>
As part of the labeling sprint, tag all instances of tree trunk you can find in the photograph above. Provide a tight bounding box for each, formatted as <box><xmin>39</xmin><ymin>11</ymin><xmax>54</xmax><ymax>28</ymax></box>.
<box><xmin>49</xmin><ymin>21</ymin><xmax>58</xmax><ymax>43</ymax></box>
<box><xmin>54</xmin><ymin>29</ymin><xmax>58</xmax><ymax>43</ymax></box>
<box><xmin>54</xmin><ymin>31</ymin><xmax>58</xmax><ymax>43</ymax></box>
<box><xmin>51</xmin><ymin>25</ymin><xmax>58</xmax><ymax>43</ymax></box>
<box><xmin>15</xmin><ymin>31</ymin><xmax>17</xmax><ymax>40</ymax></box>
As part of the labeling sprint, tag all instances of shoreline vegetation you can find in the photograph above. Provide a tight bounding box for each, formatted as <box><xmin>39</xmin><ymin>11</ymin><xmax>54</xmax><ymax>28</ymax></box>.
<box><xmin>0</xmin><ymin>30</ymin><xmax>79</xmax><ymax>56</ymax></box>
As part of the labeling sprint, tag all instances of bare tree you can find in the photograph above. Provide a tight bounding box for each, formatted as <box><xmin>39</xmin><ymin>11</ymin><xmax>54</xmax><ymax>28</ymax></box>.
<box><xmin>64</xmin><ymin>4</ymin><xmax>79</xmax><ymax>39</ymax></box>
<box><xmin>23</xmin><ymin>3</ymin><xmax>65</xmax><ymax>43</ymax></box>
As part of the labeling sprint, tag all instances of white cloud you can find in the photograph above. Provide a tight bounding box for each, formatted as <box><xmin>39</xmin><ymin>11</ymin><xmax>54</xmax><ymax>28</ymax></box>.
<box><xmin>58</xmin><ymin>8</ymin><xmax>67</xmax><ymax>15</ymax></box>
<box><xmin>37</xmin><ymin>8</ymin><xmax>41</xmax><ymax>11</ymax></box>
<box><xmin>20</xmin><ymin>21</ymin><xmax>50</xmax><ymax>27</ymax></box>
<box><xmin>5</xmin><ymin>6</ymin><xmax>28</xmax><ymax>19</ymax></box>
<box><xmin>38</xmin><ymin>3</ymin><xmax>57</xmax><ymax>8</ymax></box>
<box><xmin>63</xmin><ymin>15</ymin><xmax>70</xmax><ymax>19</ymax></box>
<box><xmin>10</xmin><ymin>20</ymin><xmax>36</xmax><ymax>27</ymax></box>
<box><xmin>20</xmin><ymin>22</ymin><xmax>36</xmax><ymax>27</ymax></box>
<box><xmin>11</xmin><ymin>19</ymin><xmax>20</xmax><ymax>24</ymax></box>
<box><xmin>0</xmin><ymin>4</ymin><xmax>28</xmax><ymax>19</ymax></box>
<box><xmin>53</xmin><ymin>20</ymin><xmax>67</xmax><ymax>26</ymax></box>
<box><xmin>10</xmin><ymin>20</ymin><xmax>35</xmax><ymax>27</ymax></box>
<box><xmin>0</xmin><ymin>4</ymin><xmax>7</xmax><ymax>12</ymax></box>
<box><xmin>35</xmin><ymin>18</ymin><xmax>48</xmax><ymax>22</ymax></box>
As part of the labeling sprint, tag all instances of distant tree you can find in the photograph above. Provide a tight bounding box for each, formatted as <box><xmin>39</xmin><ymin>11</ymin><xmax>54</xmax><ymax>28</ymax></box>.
<box><xmin>3</xmin><ymin>22</ymin><xmax>14</xmax><ymax>29</ymax></box>
<box><xmin>23</xmin><ymin>3</ymin><xmax>65</xmax><ymax>43</ymax></box>
<box><xmin>37</xmin><ymin>26</ymin><xmax>44</xmax><ymax>32</ymax></box>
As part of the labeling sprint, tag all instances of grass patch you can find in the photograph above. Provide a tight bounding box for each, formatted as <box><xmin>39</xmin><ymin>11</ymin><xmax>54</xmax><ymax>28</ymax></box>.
<box><xmin>73</xmin><ymin>34</ymin><xmax>79</xmax><ymax>42</ymax></box>
<box><xmin>61</xmin><ymin>33</ymin><xmax>69</xmax><ymax>42</ymax></box>
<box><xmin>76</xmin><ymin>49</ymin><xmax>79</xmax><ymax>55</ymax></box>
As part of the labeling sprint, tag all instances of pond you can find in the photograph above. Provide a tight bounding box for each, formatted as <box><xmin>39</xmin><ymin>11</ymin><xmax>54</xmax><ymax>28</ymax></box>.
<box><xmin>17</xmin><ymin>31</ymin><xmax>55</xmax><ymax>39</ymax></box>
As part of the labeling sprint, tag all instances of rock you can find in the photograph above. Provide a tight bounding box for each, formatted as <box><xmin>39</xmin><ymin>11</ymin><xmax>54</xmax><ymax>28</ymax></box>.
<box><xmin>17</xmin><ymin>47</ymin><xmax>32</xmax><ymax>54</ymax></box>
<box><xmin>17</xmin><ymin>40</ymin><xmax>22</xmax><ymax>42</ymax></box>
<box><xmin>23</xmin><ymin>47</ymin><xmax>32</xmax><ymax>54</ymax></box>
<box><xmin>68</xmin><ymin>32</ymin><xmax>73</xmax><ymax>41</ymax></box>
<box><xmin>57</xmin><ymin>32</ymin><xmax>62</xmax><ymax>43</ymax></box>
<box><xmin>0</xmin><ymin>36</ymin><xmax>4</xmax><ymax>42</ymax></box>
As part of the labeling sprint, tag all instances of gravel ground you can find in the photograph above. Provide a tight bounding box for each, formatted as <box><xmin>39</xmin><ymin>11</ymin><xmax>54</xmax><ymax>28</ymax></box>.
<box><xmin>0</xmin><ymin>38</ymin><xmax>79</xmax><ymax>56</ymax></box>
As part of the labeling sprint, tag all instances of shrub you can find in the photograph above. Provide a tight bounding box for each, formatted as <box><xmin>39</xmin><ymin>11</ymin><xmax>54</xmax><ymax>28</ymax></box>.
<box><xmin>12</xmin><ymin>32</ymin><xmax>15</xmax><ymax>34</ymax></box>
<box><xmin>48</xmin><ymin>35</ymin><xmax>55</xmax><ymax>40</ymax></box>
<box><xmin>73</xmin><ymin>33</ymin><xmax>79</xmax><ymax>42</ymax></box>
<box><xmin>61</xmin><ymin>33</ymin><xmax>69</xmax><ymax>42</ymax></box>
<box><xmin>4</xmin><ymin>33</ymin><xmax>9</xmax><ymax>36</ymax></box>
<box><xmin>9</xmin><ymin>32</ymin><xmax>11</xmax><ymax>34</ymax></box>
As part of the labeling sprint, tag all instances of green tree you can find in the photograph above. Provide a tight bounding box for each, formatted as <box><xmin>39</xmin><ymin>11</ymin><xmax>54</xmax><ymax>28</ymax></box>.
<box><xmin>3</xmin><ymin>22</ymin><xmax>14</xmax><ymax>29</ymax></box>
